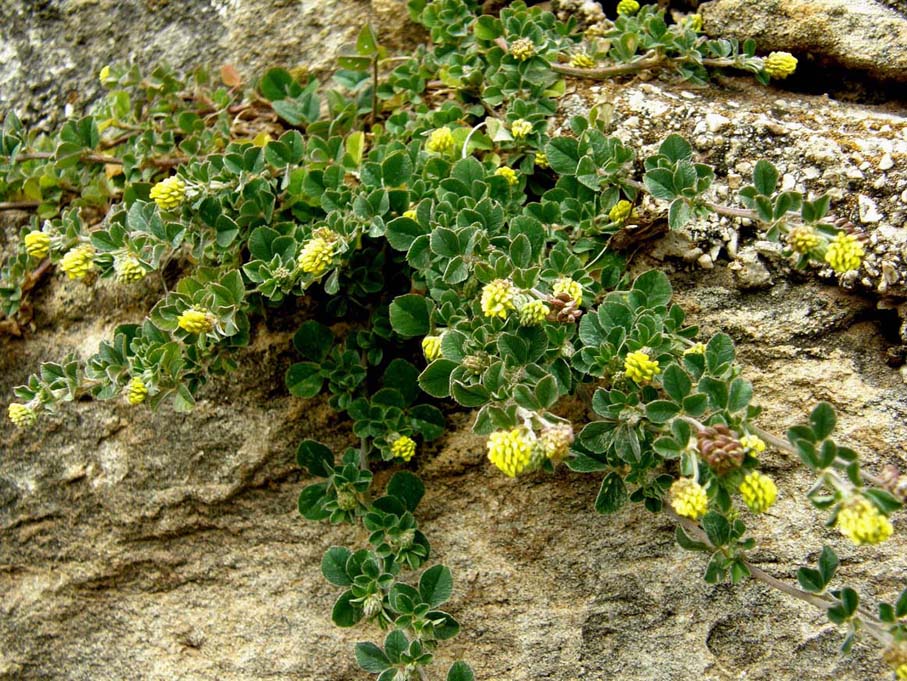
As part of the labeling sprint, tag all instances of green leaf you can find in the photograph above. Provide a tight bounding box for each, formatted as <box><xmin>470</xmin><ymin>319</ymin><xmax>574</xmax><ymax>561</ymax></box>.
<box><xmin>896</xmin><ymin>587</ymin><xmax>907</xmax><ymax>618</ymax></box>
<box><xmin>285</xmin><ymin>362</ymin><xmax>324</xmax><ymax>398</ymax></box>
<box><xmin>387</xmin><ymin>471</ymin><xmax>425</xmax><ymax>512</ymax></box>
<box><xmin>545</xmin><ymin>137</ymin><xmax>580</xmax><ymax>175</ymax></box>
<box><xmin>797</xmin><ymin>567</ymin><xmax>825</xmax><ymax>593</ymax></box>
<box><xmin>332</xmin><ymin>590</ymin><xmax>364</xmax><ymax>627</ymax></box>
<box><xmin>566</xmin><ymin>452</ymin><xmax>609</xmax><ymax>472</ymax></box>
<box><xmin>594</xmin><ymin>473</ymin><xmax>628</xmax><ymax>514</ymax></box>
<box><xmin>705</xmin><ymin>333</ymin><xmax>735</xmax><ymax>375</ymax></box>
<box><xmin>384</xmin><ymin>630</ymin><xmax>408</xmax><ymax>663</ymax></box>
<box><xmin>818</xmin><ymin>545</ymin><xmax>838</xmax><ymax>585</ymax></box>
<box><xmin>879</xmin><ymin>603</ymin><xmax>896</xmax><ymax>623</ymax></box>
<box><xmin>356</xmin><ymin>24</ymin><xmax>380</xmax><ymax>56</ymax></box>
<box><xmin>697</xmin><ymin>376</ymin><xmax>728</xmax><ymax>409</ymax></box>
<box><xmin>293</xmin><ymin>320</ymin><xmax>334</xmax><ymax>362</ymax></box>
<box><xmin>675</xmin><ymin>526</ymin><xmax>710</xmax><ymax>552</ymax></box>
<box><xmin>298</xmin><ymin>482</ymin><xmax>330</xmax><ymax>520</ymax></box>
<box><xmin>662</xmin><ymin>364</ymin><xmax>692</xmax><ymax>402</ymax></box>
<box><xmin>419</xmin><ymin>565</ymin><xmax>453</xmax><ymax>608</ymax></box>
<box><xmin>659</xmin><ymin>134</ymin><xmax>692</xmax><ymax>162</ymax></box>
<box><xmin>322</xmin><ymin>547</ymin><xmax>353</xmax><ymax>586</ymax></box>
<box><xmin>646</xmin><ymin>400</ymin><xmax>680</xmax><ymax>424</ymax></box>
<box><xmin>418</xmin><ymin>359</ymin><xmax>457</xmax><ymax>398</ymax></box>
<box><xmin>296</xmin><ymin>439</ymin><xmax>334</xmax><ymax>477</ymax></box>
<box><xmin>383</xmin><ymin>151</ymin><xmax>412</xmax><ymax>186</ymax></box>
<box><xmin>259</xmin><ymin>67</ymin><xmax>302</xmax><ymax>101</ymax></box>
<box><xmin>643</xmin><ymin>168</ymin><xmax>676</xmax><ymax>200</ymax></box>
<box><xmin>390</xmin><ymin>294</ymin><xmax>431</xmax><ymax>337</ymax></box>
<box><xmin>753</xmin><ymin>159</ymin><xmax>778</xmax><ymax>196</ymax></box>
<box><xmin>701</xmin><ymin>512</ymin><xmax>731</xmax><ymax>547</ymax></box>
<box><xmin>727</xmin><ymin>378</ymin><xmax>753</xmax><ymax>412</ymax></box>
<box><xmin>668</xmin><ymin>199</ymin><xmax>692</xmax><ymax>229</ymax></box>
<box><xmin>355</xmin><ymin>642</ymin><xmax>391</xmax><ymax>673</ymax></box>
<box><xmin>864</xmin><ymin>488</ymin><xmax>903</xmax><ymax>514</ymax></box>
<box><xmin>809</xmin><ymin>402</ymin><xmax>836</xmax><ymax>440</ymax></box>
<box><xmin>632</xmin><ymin>269</ymin><xmax>673</xmax><ymax>307</ymax></box>
<box><xmin>447</xmin><ymin>661</ymin><xmax>475</xmax><ymax>681</ymax></box>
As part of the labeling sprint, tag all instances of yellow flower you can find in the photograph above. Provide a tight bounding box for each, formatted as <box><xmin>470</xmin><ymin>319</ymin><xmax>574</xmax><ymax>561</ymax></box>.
<box><xmin>422</xmin><ymin>335</ymin><xmax>442</xmax><ymax>362</ymax></box>
<box><xmin>511</xmin><ymin>119</ymin><xmax>533</xmax><ymax>139</ymax></box>
<box><xmin>683</xmin><ymin>342</ymin><xmax>706</xmax><ymax>355</ymax></box>
<box><xmin>149</xmin><ymin>175</ymin><xmax>186</xmax><ymax>211</ymax></box>
<box><xmin>480</xmin><ymin>279</ymin><xmax>516</xmax><ymax>319</ymax></box>
<box><xmin>495</xmin><ymin>166</ymin><xmax>518</xmax><ymax>186</ymax></box>
<box><xmin>898</xmin><ymin>663</ymin><xmax>907</xmax><ymax>681</ymax></box>
<box><xmin>126</xmin><ymin>377</ymin><xmax>148</xmax><ymax>405</ymax></box>
<box><xmin>391</xmin><ymin>435</ymin><xmax>416</xmax><ymax>462</ymax></box>
<box><xmin>789</xmin><ymin>226</ymin><xmax>821</xmax><ymax>254</ymax></box>
<box><xmin>60</xmin><ymin>244</ymin><xmax>95</xmax><ymax>280</ymax></box>
<box><xmin>425</xmin><ymin>127</ymin><xmax>455</xmax><ymax>154</ymax></box>
<box><xmin>403</xmin><ymin>209</ymin><xmax>417</xmax><ymax>220</ymax></box>
<box><xmin>116</xmin><ymin>255</ymin><xmax>145</xmax><ymax>283</ymax></box>
<box><xmin>824</xmin><ymin>232</ymin><xmax>864</xmax><ymax>273</ymax></box>
<box><xmin>99</xmin><ymin>65</ymin><xmax>111</xmax><ymax>84</ymax></box>
<box><xmin>624</xmin><ymin>350</ymin><xmax>660</xmax><ymax>384</ymax></box>
<box><xmin>739</xmin><ymin>434</ymin><xmax>767</xmax><ymax>455</ymax></box>
<box><xmin>837</xmin><ymin>496</ymin><xmax>893</xmax><ymax>545</ymax></box>
<box><xmin>24</xmin><ymin>231</ymin><xmax>51</xmax><ymax>259</ymax></box>
<box><xmin>487</xmin><ymin>428</ymin><xmax>534</xmax><ymax>477</ymax></box>
<box><xmin>570</xmin><ymin>53</ymin><xmax>596</xmax><ymax>69</ymax></box>
<box><xmin>539</xmin><ymin>423</ymin><xmax>574</xmax><ymax>463</ymax></box>
<box><xmin>616</xmin><ymin>0</ymin><xmax>640</xmax><ymax>15</ymax></box>
<box><xmin>534</xmin><ymin>151</ymin><xmax>549</xmax><ymax>168</ymax></box>
<box><xmin>177</xmin><ymin>308</ymin><xmax>214</xmax><ymax>335</ymax></box>
<box><xmin>519</xmin><ymin>299</ymin><xmax>550</xmax><ymax>326</ymax></box>
<box><xmin>608</xmin><ymin>200</ymin><xmax>633</xmax><ymax>224</ymax></box>
<box><xmin>687</xmin><ymin>14</ymin><xmax>703</xmax><ymax>32</ymax></box>
<box><xmin>670</xmin><ymin>478</ymin><xmax>708</xmax><ymax>519</ymax></box>
<box><xmin>739</xmin><ymin>471</ymin><xmax>777</xmax><ymax>513</ymax></box>
<box><xmin>764</xmin><ymin>51</ymin><xmax>798</xmax><ymax>79</ymax></box>
<box><xmin>8</xmin><ymin>403</ymin><xmax>36</xmax><ymax>428</ymax></box>
<box><xmin>552</xmin><ymin>276</ymin><xmax>582</xmax><ymax>306</ymax></box>
<box><xmin>298</xmin><ymin>236</ymin><xmax>336</xmax><ymax>275</ymax></box>
<box><xmin>509</xmin><ymin>37</ymin><xmax>536</xmax><ymax>61</ymax></box>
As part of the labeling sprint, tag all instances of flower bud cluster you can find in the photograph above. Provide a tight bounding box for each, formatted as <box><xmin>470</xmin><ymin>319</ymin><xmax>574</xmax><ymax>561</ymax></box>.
<box><xmin>8</xmin><ymin>403</ymin><xmax>37</xmax><ymax>428</ymax></box>
<box><xmin>481</xmin><ymin>279</ymin><xmax>516</xmax><ymax>319</ymax></box>
<box><xmin>116</xmin><ymin>255</ymin><xmax>146</xmax><ymax>283</ymax></box>
<box><xmin>425</xmin><ymin>127</ymin><xmax>454</xmax><ymax>154</ymax></box>
<box><xmin>178</xmin><ymin>308</ymin><xmax>215</xmax><ymax>335</ymax></box>
<box><xmin>510</xmin><ymin>119</ymin><xmax>532</xmax><ymax>139</ymax></box>
<box><xmin>298</xmin><ymin>232</ymin><xmax>338</xmax><ymax>276</ymax></box>
<box><xmin>126</xmin><ymin>377</ymin><xmax>148</xmax><ymax>405</ymax></box>
<box><xmin>824</xmin><ymin>232</ymin><xmax>864</xmax><ymax>274</ymax></box>
<box><xmin>608</xmin><ymin>200</ymin><xmax>632</xmax><ymax>224</ymax></box>
<box><xmin>422</xmin><ymin>335</ymin><xmax>442</xmax><ymax>361</ymax></box>
<box><xmin>24</xmin><ymin>231</ymin><xmax>51</xmax><ymax>259</ymax></box>
<box><xmin>570</xmin><ymin>53</ymin><xmax>596</xmax><ymax>69</ymax></box>
<box><xmin>149</xmin><ymin>176</ymin><xmax>186</xmax><ymax>211</ymax></box>
<box><xmin>670</xmin><ymin>478</ymin><xmax>708</xmax><ymax>519</ymax></box>
<box><xmin>764</xmin><ymin>51</ymin><xmax>798</xmax><ymax>79</ymax></box>
<box><xmin>391</xmin><ymin>435</ymin><xmax>417</xmax><ymax>462</ymax></box>
<box><xmin>738</xmin><ymin>471</ymin><xmax>777</xmax><ymax>513</ymax></box>
<box><xmin>624</xmin><ymin>350</ymin><xmax>660</xmax><ymax>384</ymax></box>
<box><xmin>697</xmin><ymin>424</ymin><xmax>744</xmax><ymax>474</ymax></box>
<box><xmin>60</xmin><ymin>244</ymin><xmax>95</xmax><ymax>280</ymax></box>
<box><xmin>509</xmin><ymin>37</ymin><xmax>536</xmax><ymax>61</ymax></box>
<box><xmin>836</xmin><ymin>496</ymin><xmax>893</xmax><ymax>545</ymax></box>
<box><xmin>495</xmin><ymin>166</ymin><xmax>518</xmax><ymax>186</ymax></box>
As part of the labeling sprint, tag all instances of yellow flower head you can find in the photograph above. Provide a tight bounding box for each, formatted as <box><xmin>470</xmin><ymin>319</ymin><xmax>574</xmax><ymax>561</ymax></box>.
<box><xmin>298</xmin><ymin>235</ymin><xmax>336</xmax><ymax>276</ymax></box>
<box><xmin>495</xmin><ymin>166</ymin><xmax>519</xmax><ymax>186</ymax></box>
<box><xmin>99</xmin><ymin>65</ymin><xmax>112</xmax><ymax>84</ymax></box>
<box><xmin>687</xmin><ymin>14</ymin><xmax>703</xmax><ymax>32</ymax></box>
<box><xmin>177</xmin><ymin>308</ymin><xmax>214</xmax><ymax>335</ymax></box>
<box><xmin>683</xmin><ymin>342</ymin><xmax>706</xmax><ymax>355</ymax></box>
<box><xmin>608</xmin><ymin>200</ymin><xmax>633</xmax><ymax>224</ymax></box>
<box><xmin>570</xmin><ymin>53</ymin><xmax>596</xmax><ymax>69</ymax></box>
<box><xmin>391</xmin><ymin>435</ymin><xmax>417</xmax><ymax>462</ymax></box>
<box><xmin>403</xmin><ymin>209</ymin><xmax>418</xmax><ymax>221</ymax></box>
<box><xmin>149</xmin><ymin>175</ymin><xmax>186</xmax><ymax>211</ymax></box>
<box><xmin>539</xmin><ymin>423</ymin><xmax>574</xmax><ymax>463</ymax></box>
<box><xmin>616</xmin><ymin>0</ymin><xmax>640</xmax><ymax>15</ymax></box>
<box><xmin>116</xmin><ymin>255</ymin><xmax>146</xmax><ymax>283</ymax></box>
<box><xmin>8</xmin><ymin>403</ymin><xmax>36</xmax><ymax>428</ymax></box>
<box><xmin>824</xmin><ymin>232</ymin><xmax>864</xmax><ymax>273</ymax></box>
<box><xmin>511</xmin><ymin>119</ymin><xmax>533</xmax><ymax>140</ymax></box>
<box><xmin>24</xmin><ymin>231</ymin><xmax>51</xmax><ymax>259</ymax></box>
<box><xmin>788</xmin><ymin>226</ymin><xmax>821</xmax><ymax>254</ymax></box>
<box><xmin>126</xmin><ymin>377</ymin><xmax>148</xmax><ymax>405</ymax></box>
<box><xmin>552</xmin><ymin>276</ymin><xmax>583</xmax><ymax>306</ymax></box>
<box><xmin>900</xmin><ymin>664</ymin><xmax>907</xmax><ymax>681</ymax></box>
<box><xmin>534</xmin><ymin>151</ymin><xmax>549</xmax><ymax>168</ymax></box>
<box><xmin>487</xmin><ymin>428</ymin><xmax>534</xmax><ymax>477</ymax></box>
<box><xmin>624</xmin><ymin>349</ymin><xmax>660</xmax><ymax>384</ymax></box>
<box><xmin>670</xmin><ymin>478</ymin><xmax>708</xmax><ymax>519</ymax></box>
<box><xmin>481</xmin><ymin>279</ymin><xmax>516</xmax><ymax>319</ymax></box>
<box><xmin>509</xmin><ymin>37</ymin><xmax>536</xmax><ymax>61</ymax></box>
<box><xmin>426</xmin><ymin>127</ymin><xmax>455</xmax><ymax>154</ymax></box>
<box><xmin>739</xmin><ymin>471</ymin><xmax>777</xmax><ymax>513</ymax></box>
<box><xmin>519</xmin><ymin>299</ymin><xmax>550</xmax><ymax>326</ymax></box>
<box><xmin>421</xmin><ymin>335</ymin><xmax>442</xmax><ymax>362</ymax></box>
<box><xmin>60</xmin><ymin>244</ymin><xmax>95</xmax><ymax>280</ymax></box>
<box><xmin>837</xmin><ymin>496</ymin><xmax>893</xmax><ymax>545</ymax></box>
<box><xmin>885</xmin><ymin>645</ymin><xmax>907</xmax><ymax>681</ymax></box>
<box><xmin>739</xmin><ymin>434</ymin><xmax>767</xmax><ymax>455</ymax></box>
<box><xmin>764</xmin><ymin>51</ymin><xmax>797</xmax><ymax>79</ymax></box>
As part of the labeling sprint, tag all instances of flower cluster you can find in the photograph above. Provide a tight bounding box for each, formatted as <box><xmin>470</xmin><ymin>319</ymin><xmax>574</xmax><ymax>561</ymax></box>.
<box><xmin>510</xmin><ymin>119</ymin><xmax>532</xmax><ymax>139</ymax></box>
<box><xmin>824</xmin><ymin>232</ymin><xmax>864</xmax><ymax>274</ymax></box>
<box><xmin>149</xmin><ymin>175</ymin><xmax>186</xmax><ymax>211</ymax></box>
<box><xmin>487</xmin><ymin>428</ymin><xmax>534</xmax><ymax>477</ymax></box>
<box><xmin>481</xmin><ymin>279</ymin><xmax>516</xmax><ymax>318</ymax></box>
<box><xmin>519</xmin><ymin>299</ymin><xmax>550</xmax><ymax>326</ymax></box>
<box><xmin>391</xmin><ymin>435</ymin><xmax>416</xmax><ymax>462</ymax></box>
<box><xmin>60</xmin><ymin>244</ymin><xmax>95</xmax><ymax>280</ymax></box>
<box><xmin>425</xmin><ymin>127</ymin><xmax>454</xmax><ymax>154</ymax></box>
<box><xmin>552</xmin><ymin>277</ymin><xmax>582</xmax><ymax>306</ymax></box>
<box><xmin>670</xmin><ymin>478</ymin><xmax>708</xmax><ymax>519</ymax></box>
<box><xmin>509</xmin><ymin>37</ymin><xmax>536</xmax><ymax>61</ymax></box>
<box><xmin>836</xmin><ymin>496</ymin><xmax>893</xmax><ymax>545</ymax></box>
<box><xmin>126</xmin><ymin>377</ymin><xmax>148</xmax><ymax>405</ymax></box>
<box><xmin>624</xmin><ymin>350</ymin><xmax>660</xmax><ymax>384</ymax></box>
<box><xmin>763</xmin><ymin>51</ymin><xmax>798</xmax><ymax>79</ymax></box>
<box><xmin>421</xmin><ymin>335</ymin><xmax>442</xmax><ymax>362</ymax></box>
<box><xmin>534</xmin><ymin>151</ymin><xmax>548</xmax><ymax>168</ymax></box>
<box><xmin>739</xmin><ymin>434</ymin><xmax>766</xmax><ymax>455</ymax></box>
<box><xmin>495</xmin><ymin>166</ymin><xmax>518</xmax><ymax>186</ymax></box>
<box><xmin>177</xmin><ymin>308</ymin><xmax>214</xmax><ymax>335</ymax></box>
<box><xmin>738</xmin><ymin>471</ymin><xmax>777</xmax><ymax>513</ymax></box>
<box><xmin>788</xmin><ymin>226</ymin><xmax>820</xmax><ymax>255</ymax></box>
<box><xmin>115</xmin><ymin>256</ymin><xmax>145</xmax><ymax>283</ymax></box>
<box><xmin>298</xmin><ymin>234</ymin><xmax>337</xmax><ymax>276</ymax></box>
<box><xmin>8</xmin><ymin>403</ymin><xmax>36</xmax><ymax>428</ymax></box>
<box><xmin>24</xmin><ymin>231</ymin><xmax>51</xmax><ymax>259</ymax></box>
<box><xmin>570</xmin><ymin>53</ymin><xmax>595</xmax><ymax>69</ymax></box>
<box><xmin>616</xmin><ymin>0</ymin><xmax>640</xmax><ymax>15</ymax></box>
<box><xmin>684</xmin><ymin>342</ymin><xmax>706</xmax><ymax>355</ymax></box>
<box><xmin>608</xmin><ymin>200</ymin><xmax>632</xmax><ymax>224</ymax></box>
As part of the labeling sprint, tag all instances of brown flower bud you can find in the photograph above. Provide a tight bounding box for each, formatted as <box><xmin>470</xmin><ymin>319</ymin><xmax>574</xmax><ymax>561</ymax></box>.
<box><xmin>697</xmin><ymin>424</ymin><xmax>744</xmax><ymax>474</ymax></box>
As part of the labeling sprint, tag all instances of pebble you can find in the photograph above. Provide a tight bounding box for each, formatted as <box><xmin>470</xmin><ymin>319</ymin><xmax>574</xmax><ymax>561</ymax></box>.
<box><xmin>879</xmin><ymin>154</ymin><xmax>894</xmax><ymax>171</ymax></box>
<box><xmin>705</xmin><ymin>113</ymin><xmax>730</xmax><ymax>133</ymax></box>
<box><xmin>858</xmin><ymin>194</ymin><xmax>883</xmax><ymax>223</ymax></box>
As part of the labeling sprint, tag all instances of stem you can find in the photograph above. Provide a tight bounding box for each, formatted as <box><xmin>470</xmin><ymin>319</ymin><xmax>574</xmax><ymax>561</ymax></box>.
<box><xmin>551</xmin><ymin>52</ymin><xmax>664</xmax><ymax>79</ymax></box>
<box><xmin>371</xmin><ymin>54</ymin><xmax>380</xmax><ymax>127</ymax></box>
<box><xmin>0</xmin><ymin>201</ymin><xmax>40</xmax><ymax>211</ymax></box>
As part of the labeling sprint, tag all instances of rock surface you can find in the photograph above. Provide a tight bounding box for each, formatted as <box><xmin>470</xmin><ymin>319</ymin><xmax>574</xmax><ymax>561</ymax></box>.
<box><xmin>2</xmin><ymin>2</ymin><xmax>907</xmax><ymax>681</ymax></box>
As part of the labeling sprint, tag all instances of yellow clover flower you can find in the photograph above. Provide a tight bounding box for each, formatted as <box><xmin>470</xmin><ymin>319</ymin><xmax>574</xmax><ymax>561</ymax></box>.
<box><xmin>24</xmin><ymin>231</ymin><xmax>51</xmax><ymax>259</ymax></box>
<box><xmin>608</xmin><ymin>200</ymin><xmax>633</xmax><ymax>224</ymax></box>
<box><xmin>149</xmin><ymin>175</ymin><xmax>186</xmax><ymax>211</ymax></box>
<box><xmin>126</xmin><ymin>377</ymin><xmax>148</xmax><ymax>405</ymax></box>
<box><xmin>116</xmin><ymin>255</ymin><xmax>146</xmax><ymax>283</ymax></box>
<box><xmin>764</xmin><ymin>51</ymin><xmax>798</xmax><ymax>79</ymax></box>
<box><xmin>552</xmin><ymin>276</ymin><xmax>582</xmax><ymax>306</ymax></box>
<box><xmin>687</xmin><ymin>14</ymin><xmax>703</xmax><ymax>32</ymax></box>
<box><xmin>178</xmin><ymin>308</ymin><xmax>214</xmax><ymax>335</ymax></box>
<box><xmin>534</xmin><ymin>151</ymin><xmax>549</xmax><ymax>169</ymax></box>
<box><xmin>824</xmin><ymin>232</ymin><xmax>864</xmax><ymax>273</ymax></box>
<box><xmin>391</xmin><ymin>435</ymin><xmax>417</xmax><ymax>462</ymax></box>
<box><xmin>495</xmin><ymin>166</ymin><xmax>518</xmax><ymax>186</ymax></box>
<box><xmin>837</xmin><ymin>496</ymin><xmax>893</xmax><ymax>545</ymax></box>
<box><xmin>670</xmin><ymin>478</ymin><xmax>708</xmax><ymax>519</ymax></box>
<box><xmin>60</xmin><ymin>244</ymin><xmax>95</xmax><ymax>280</ymax></box>
<box><xmin>298</xmin><ymin>235</ymin><xmax>336</xmax><ymax>276</ymax></box>
<box><xmin>570</xmin><ymin>53</ymin><xmax>596</xmax><ymax>69</ymax></box>
<box><xmin>739</xmin><ymin>434</ymin><xmax>767</xmax><ymax>455</ymax></box>
<box><xmin>8</xmin><ymin>403</ymin><xmax>37</xmax><ymax>428</ymax></box>
<box><xmin>616</xmin><ymin>0</ymin><xmax>640</xmax><ymax>15</ymax></box>
<box><xmin>624</xmin><ymin>350</ymin><xmax>660</xmax><ymax>384</ymax></box>
<box><xmin>683</xmin><ymin>342</ymin><xmax>706</xmax><ymax>355</ymax></box>
<box><xmin>481</xmin><ymin>279</ymin><xmax>516</xmax><ymax>319</ymax></box>
<box><xmin>509</xmin><ymin>37</ymin><xmax>536</xmax><ymax>61</ymax></box>
<box><xmin>739</xmin><ymin>471</ymin><xmax>777</xmax><ymax>513</ymax></box>
<box><xmin>421</xmin><ymin>335</ymin><xmax>442</xmax><ymax>362</ymax></box>
<box><xmin>519</xmin><ymin>299</ymin><xmax>550</xmax><ymax>326</ymax></box>
<box><xmin>402</xmin><ymin>209</ymin><xmax>418</xmax><ymax>221</ymax></box>
<box><xmin>510</xmin><ymin>119</ymin><xmax>533</xmax><ymax>139</ymax></box>
<box><xmin>487</xmin><ymin>428</ymin><xmax>534</xmax><ymax>477</ymax></box>
<box><xmin>789</xmin><ymin>226</ymin><xmax>821</xmax><ymax>254</ymax></box>
<box><xmin>426</xmin><ymin>127</ymin><xmax>455</xmax><ymax>154</ymax></box>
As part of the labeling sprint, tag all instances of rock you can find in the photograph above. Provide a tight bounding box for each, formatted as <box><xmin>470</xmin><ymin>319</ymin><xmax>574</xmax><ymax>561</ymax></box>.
<box><xmin>700</xmin><ymin>0</ymin><xmax>907</xmax><ymax>83</ymax></box>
